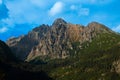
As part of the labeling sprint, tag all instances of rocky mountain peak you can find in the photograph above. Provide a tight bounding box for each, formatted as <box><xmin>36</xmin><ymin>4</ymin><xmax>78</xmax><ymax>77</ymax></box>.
<box><xmin>32</xmin><ymin>24</ymin><xmax>50</xmax><ymax>32</ymax></box>
<box><xmin>7</xmin><ymin>18</ymin><xmax>113</xmax><ymax>61</ymax></box>
<box><xmin>87</xmin><ymin>22</ymin><xmax>110</xmax><ymax>32</ymax></box>
<box><xmin>52</xmin><ymin>18</ymin><xmax>67</xmax><ymax>26</ymax></box>
<box><xmin>51</xmin><ymin>18</ymin><xmax>67</xmax><ymax>34</ymax></box>
<box><xmin>7</xmin><ymin>35</ymin><xmax>24</xmax><ymax>47</ymax></box>
<box><xmin>87</xmin><ymin>22</ymin><xmax>104</xmax><ymax>28</ymax></box>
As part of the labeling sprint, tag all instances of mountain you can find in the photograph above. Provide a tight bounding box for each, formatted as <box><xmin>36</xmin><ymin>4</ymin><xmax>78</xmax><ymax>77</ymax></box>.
<box><xmin>48</xmin><ymin>33</ymin><xmax>120</xmax><ymax>80</ymax></box>
<box><xmin>7</xmin><ymin>18</ymin><xmax>112</xmax><ymax>61</ymax></box>
<box><xmin>5</xmin><ymin>18</ymin><xmax>120</xmax><ymax>80</ymax></box>
<box><xmin>7</xmin><ymin>24</ymin><xmax>50</xmax><ymax>60</ymax></box>
<box><xmin>0</xmin><ymin>40</ymin><xmax>52</xmax><ymax>80</ymax></box>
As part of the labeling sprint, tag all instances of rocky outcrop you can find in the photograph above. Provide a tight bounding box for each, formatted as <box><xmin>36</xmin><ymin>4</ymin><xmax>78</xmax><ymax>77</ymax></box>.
<box><xmin>27</xmin><ymin>19</ymin><xmax>70</xmax><ymax>61</ymax></box>
<box><xmin>7</xmin><ymin>18</ymin><xmax>112</xmax><ymax>61</ymax></box>
<box><xmin>7</xmin><ymin>25</ymin><xmax>50</xmax><ymax>60</ymax></box>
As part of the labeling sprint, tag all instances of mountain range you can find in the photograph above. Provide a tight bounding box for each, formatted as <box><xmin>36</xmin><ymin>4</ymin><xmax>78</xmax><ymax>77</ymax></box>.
<box><xmin>0</xmin><ymin>18</ymin><xmax>120</xmax><ymax>80</ymax></box>
<box><xmin>7</xmin><ymin>18</ymin><xmax>112</xmax><ymax>61</ymax></box>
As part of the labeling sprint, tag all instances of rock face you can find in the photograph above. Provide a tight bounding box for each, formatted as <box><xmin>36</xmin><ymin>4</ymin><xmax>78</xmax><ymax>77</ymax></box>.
<box><xmin>6</xmin><ymin>18</ymin><xmax>111</xmax><ymax>61</ymax></box>
<box><xmin>113</xmin><ymin>60</ymin><xmax>120</xmax><ymax>73</ymax></box>
<box><xmin>7</xmin><ymin>25</ymin><xmax>50</xmax><ymax>60</ymax></box>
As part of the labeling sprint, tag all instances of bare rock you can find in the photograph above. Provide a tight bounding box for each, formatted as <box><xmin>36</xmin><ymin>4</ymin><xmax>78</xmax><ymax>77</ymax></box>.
<box><xmin>7</xmin><ymin>18</ymin><xmax>112</xmax><ymax>61</ymax></box>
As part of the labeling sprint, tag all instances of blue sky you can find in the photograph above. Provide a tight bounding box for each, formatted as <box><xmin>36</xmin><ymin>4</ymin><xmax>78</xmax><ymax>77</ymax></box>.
<box><xmin>0</xmin><ymin>0</ymin><xmax>120</xmax><ymax>41</ymax></box>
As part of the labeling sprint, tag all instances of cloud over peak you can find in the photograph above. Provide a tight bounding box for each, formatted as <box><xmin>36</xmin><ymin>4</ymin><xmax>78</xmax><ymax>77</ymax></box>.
<box><xmin>49</xmin><ymin>1</ymin><xmax>64</xmax><ymax>16</ymax></box>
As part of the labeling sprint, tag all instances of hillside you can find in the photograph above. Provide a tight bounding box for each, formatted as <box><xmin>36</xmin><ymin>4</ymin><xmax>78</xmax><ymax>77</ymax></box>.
<box><xmin>0</xmin><ymin>40</ymin><xmax>52</xmax><ymax>80</ymax></box>
<box><xmin>5</xmin><ymin>18</ymin><xmax>120</xmax><ymax>80</ymax></box>
<box><xmin>48</xmin><ymin>32</ymin><xmax>120</xmax><ymax>80</ymax></box>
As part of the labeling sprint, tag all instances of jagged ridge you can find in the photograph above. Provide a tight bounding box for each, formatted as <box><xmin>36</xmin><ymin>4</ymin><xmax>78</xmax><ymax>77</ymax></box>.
<box><xmin>6</xmin><ymin>18</ymin><xmax>113</xmax><ymax>61</ymax></box>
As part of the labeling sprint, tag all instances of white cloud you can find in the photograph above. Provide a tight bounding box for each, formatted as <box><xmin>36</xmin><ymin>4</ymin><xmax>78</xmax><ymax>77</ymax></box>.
<box><xmin>79</xmin><ymin>8</ymin><xmax>89</xmax><ymax>16</ymax></box>
<box><xmin>1</xmin><ymin>18</ymin><xmax>15</xmax><ymax>28</ymax></box>
<box><xmin>0</xmin><ymin>27</ymin><xmax>8</xmax><ymax>33</ymax></box>
<box><xmin>30</xmin><ymin>0</ymin><xmax>46</xmax><ymax>7</ymax></box>
<box><xmin>0</xmin><ymin>0</ymin><xmax>2</xmax><ymax>4</ymax></box>
<box><xmin>49</xmin><ymin>1</ymin><xmax>64</xmax><ymax>16</ymax></box>
<box><xmin>70</xmin><ymin>5</ymin><xmax>89</xmax><ymax>16</ymax></box>
<box><xmin>3</xmin><ymin>0</ymin><xmax>48</xmax><ymax>27</ymax></box>
<box><xmin>62</xmin><ymin>0</ymin><xmax>113</xmax><ymax>5</ymax></box>
<box><xmin>112</xmin><ymin>25</ymin><xmax>120</xmax><ymax>32</ymax></box>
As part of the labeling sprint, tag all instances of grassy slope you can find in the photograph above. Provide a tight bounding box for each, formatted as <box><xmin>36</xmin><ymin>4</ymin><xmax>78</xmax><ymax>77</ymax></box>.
<box><xmin>1</xmin><ymin>32</ymin><xmax>120</xmax><ymax>80</ymax></box>
<box><xmin>48</xmin><ymin>32</ymin><xmax>120</xmax><ymax>80</ymax></box>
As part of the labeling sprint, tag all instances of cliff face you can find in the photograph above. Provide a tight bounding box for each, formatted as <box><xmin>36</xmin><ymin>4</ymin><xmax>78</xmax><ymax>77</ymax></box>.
<box><xmin>6</xmin><ymin>18</ymin><xmax>111</xmax><ymax>61</ymax></box>
<box><xmin>7</xmin><ymin>25</ymin><xmax>50</xmax><ymax>60</ymax></box>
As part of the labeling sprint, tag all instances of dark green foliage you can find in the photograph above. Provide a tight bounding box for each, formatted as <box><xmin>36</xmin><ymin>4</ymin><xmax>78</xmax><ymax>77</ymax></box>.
<box><xmin>0</xmin><ymin>40</ymin><xmax>53</xmax><ymax>80</ymax></box>
<box><xmin>46</xmin><ymin>33</ymin><xmax>120</xmax><ymax>80</ymax></box>
<box><xmin>18</xmin><ymin>32</ymin><xmax>120</xmax><ymax>80</ymax></box>
<box><xmin>0</xmin><ymin>62</ymin><xmax>52</xmax><ymax>80</ymax></box>
<box><xmin>0</xmin><ymin>40</ymin><xmax>16</xmax><ymax>62</ymax></box>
